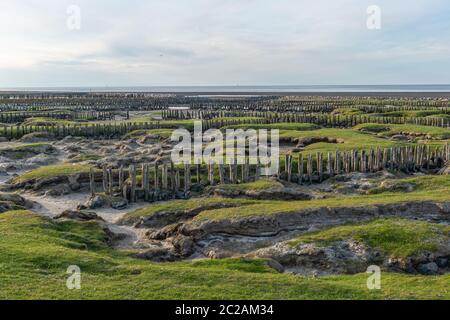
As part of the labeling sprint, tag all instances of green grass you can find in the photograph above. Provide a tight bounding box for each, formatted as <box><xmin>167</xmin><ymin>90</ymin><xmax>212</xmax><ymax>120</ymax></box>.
<box><xmin>193</xmin><ymin>175</ymin><xmax>450</xmax><ymax>222</ymax></box>
<box><xmin>157</xmin><ymin>119</ymin><xmax>196</xmax><ymax>130</ymax></box>
<box><xmin>289</xmin><ymin>218</ymin><xmax>450</xmax><ymax>258</ymax></box>
<box><xmin>214</xmin><ymin>179</ymin><xmax>283</xmax><ymax>191</ymax></box>
<box><xmin>0</xmin><ymin>142</ymin><xmax>52</xmax><ymax>153</ymax></box>
<box><xmin>355</xmin><ymin>123</ymin><xmax>450</xmax><ymax>140</ymax></box>
<box><xmin>223</xmin><ymin>123</ymin><xmax>320</xmax><ymax>131</ymax></box>
<box><xmin>68</xmin><ymin>153</ymin><xmax>103</xmax><ymax>163</ymax></box>
<box><xmin>278</xmin><ymin>128</ymin><xmax>408</xmax><ymax>155</ymax></box>
<box><xmin>123</xmin><ymin>128</ymin><xmax>174</xmax><ymax>139</ymax></box>
<box><xmin>0</xmin><ymin>143</ymin><xmax>55</xmax><ymax>160</ymax></box>
<box><xmin>369</xmin><ymin>110</ymin><xmax>450</xmax><ymax>119</ymax></box>
<box><xmin>22</xmin><ymin>117</ymin><xmax>78</xmax><ymax>126</ymax></box>
<box><xmin>1</xmin><ymin>210</ymin><xmax>449</xmax><ymax>299</ymax></box>
<box><xmin>367</xmin><ymin>175</ymin><xmax>450</xmax><ymax>195</ymax></box>
<box><xmin>119</xmin><ymin>197</ymin><xmax>257</xmax><ymax>225</ymax></box>
<box><xmin>0</xmin><ymin>142</ymin><xmax>50</xmax><ymax>151</ymax></box>
<box><xmin>12</xmin><ymin>163</ymin><xmax>93</xmax><ymax>183</ymax></box>
<box><xmin>217</xmin><ymin>125</ymin><xmax>410</xmax><ymax>155</ymax></box>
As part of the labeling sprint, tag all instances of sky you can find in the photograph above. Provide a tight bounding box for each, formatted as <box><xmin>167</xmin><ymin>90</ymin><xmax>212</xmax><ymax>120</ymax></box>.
<box><xmin>1</xmin><ymin>0</ymin><xmax>450</xmax><ymax>87</ymax></box>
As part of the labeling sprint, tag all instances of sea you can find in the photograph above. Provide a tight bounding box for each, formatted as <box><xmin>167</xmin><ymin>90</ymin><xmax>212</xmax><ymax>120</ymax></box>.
<box><xmin>1</xmin><ymin>85</ymin><xmax>450</xmax><ymax>94</ymax></box>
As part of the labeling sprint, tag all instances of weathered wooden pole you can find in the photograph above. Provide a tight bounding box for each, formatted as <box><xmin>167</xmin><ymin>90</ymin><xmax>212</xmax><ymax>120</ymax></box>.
<box><xmin>170</xmin><ymin>162</ymin><xmax>176</xmax><ymax>197</ymax></box>
<box><xmin>154</xmin><ymin>162</ymin><xmax>160</xmax><ymax>196</ymax></box>
<box><xmin>307</xmin><ymin>154</ymin><xmax>313</xmax><ymax>184</ymax></box>
<box><xmin>317</xmin><ymin>152</ymin><xmax>323</xmax><ymax>182</ymax></box>
<box><xmin>327</xmin><ymin>152</ymin><xmax>333</xmax><ymax>177</ymax></box>
<box><xmin>162</xmin><ymin>164</ymin><xmax>168</xmax><ymax>190</ymax></box>
<box><xmin>184</xmin><ymin>164</ymin><xmax>191</xmax><ymax>194</ymax></box>
<box><xmin>175</xmin><ymin>169</ymin><xmax>180</xmax><ymax>191</ymax></box>
<box><xmin>218</xmin><ymin>163</ymin><xmax>225</xmax><ymax>184</ymax></box>
<box><xmin>118</xmin><ymin>166</ymin><xmax>124</xmax><ymax>191</ymax></box>
<box><xmin>255</xmin><ymin>160</ymin><xmax>260</xmax><ymax>181</ymax></box>
<box><xmin>196</xmin><ymin>164</ymin><xmax>201</xmax><ymax>183</ymax></box>
<box><xmin>287</xmin><ymin>154</ymin><xmax>293</xmax><ymax>182</ymax></box>
<box><xmin>142</xmin><ymin>163</ymin><xmax>150</xmax><ymax>201</ymax></box>
<box><xmin>107</xmin><ymin>168</ymin><xmax>113</xmax><ymax>195</ymax></box>
<box><xmin>298</xmin><ymin>154</ymin><xmax>303</xmax><ymax>184</ymax></box>
<box><xmin>102</xmin><ymin>166</ymin><xmax>108</xmax><ymax>193</ymax></box>
<box><xmin>129</xmin><ymin>165</ymin><xmax>136</xmax><ymax>202</ymax></box>
<box><xmin>89</xmin><ymin>168</ymin><xmax>96</xmax><ymax>196</ymax></box>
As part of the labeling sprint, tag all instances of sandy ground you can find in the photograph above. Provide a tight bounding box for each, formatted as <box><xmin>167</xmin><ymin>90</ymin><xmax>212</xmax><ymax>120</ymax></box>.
<box><xmin>0</xmin><ymin>135</ymin><xmax>167</xmax><ymax>250</ymax></box>
<box><xmin>23</xmin><ymin>191</ymin><xmax>151</xmax><ymax>249</ymax></box>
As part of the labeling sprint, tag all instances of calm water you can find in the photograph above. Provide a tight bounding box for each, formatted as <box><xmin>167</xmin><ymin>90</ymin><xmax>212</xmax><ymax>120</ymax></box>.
<box><xmin>2</xmin><ymin>85</ymin><xmax>450</xmax><ymax>93</ymax></box>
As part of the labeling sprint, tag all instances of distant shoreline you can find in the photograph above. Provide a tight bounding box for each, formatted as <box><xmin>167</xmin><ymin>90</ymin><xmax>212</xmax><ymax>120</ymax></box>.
<box><xmin>2</xmin><ymin>85</ymin><xmax>450</xmax><ymax>97</ymax></box>
<box><xmin>1</xmin><ymin>91</ymin><xmax>450</xmax><ymax>98</ymax></box>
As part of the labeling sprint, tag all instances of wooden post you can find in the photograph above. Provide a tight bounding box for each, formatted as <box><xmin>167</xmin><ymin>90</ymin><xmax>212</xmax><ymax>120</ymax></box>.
<box><xmin>162</xmin><ymin>164</ymin><xmax>168</xmax><ymax>189</ymax></box>
<box><xmin>368</xmin><ymin>149</ymin><xmax>374</xmax><ymax>172</ymax></box>
<box><xmin>154</xmin><ymin>162</ymin><xmax>160</xmax><ymax>193</ymax></box>
<box><xmin>317</xmin><ymin>152</ymin><xmax>323</xmax><ymax>182</ymax></box>
<box><xmin>298</xmin><ymin>154</ymin><xmax>303</xmax><ymax>184</ymax></box>
<box><xmin>327</xmin><ymin>152</ymin><xmax>333</xmax><ymax>176</ymax></box>
<box><xmin>243</xmin><ymin>157</ymin><xmax>250</xmax><ymax>182</ymax></box>
<box><xmin>142</xmin><ymin>164</ymin><xmax>150</xmax><ymax>201</ymax></box>
<box><xmin>118</xmin><ymin>166</ymin><xmax>124</xmax><ymax>191</ymax></box>
<box><xmin>335</xmin><ymin>151</ymin><xmax>341</xmax><ymax>174</ymax></box>
<box><xmin>229</xmin><ymin>161</ymin><xmax>235</xmax><ymax>184</ymax></box>
<box><xmin>287</xmin><ymin>154</ymin><xmax>293</xmax><ymax>182</ymax></box>
<box><xmin>102</xmin><ymin>166</ymin><xmax>108</xmax><ymax>193</ymax></box>
<box><xmin>184</xmin><ymin>164</ymin><xmax>190</xmax><ymax>194</ymax></box>
<box><xmin>218</xmin><ymin>163</ymin><xmax>225</xmax><ymax>184</ymax></box>
<box><xmin>175</xmin><ymin>169</ymin><xmax>180</xmax><ymax>191</ymax></box>
<box><xmin>307</xmin><ymin>154</ymin><xmax>313</xmax><ymax>184</ymax></box>
<box><xmin>129</xmin><ymin>165</ymin><xmax>136</xmax><ymax>202</ymax></box>
<box><xmin>107</xmin><ymin>168</ymin><xmax>113</xmax><ymax>195</ymax></box>
<box><xmin>208</xmin><ymin>162</ymin><xmax>215</xmax><ymax>186</ymax></box>
<box><xmin>89</xmin><ymin>168</ymin><xmax>96</xmax><ymax>196</ymax></box>
<box><xmin>170</xmin><ymin>162</ymin><xmax>176</xmax><ymax>197</ymax></box>
<box><xmin>196</xmin><ymin>164</ymin><xmax>201</xmax><ymax>183</ymax></box>
<box><xmin>352</xmin><ymin>150</ymin><xmax>357</xmax><ymax>172</ymax></box>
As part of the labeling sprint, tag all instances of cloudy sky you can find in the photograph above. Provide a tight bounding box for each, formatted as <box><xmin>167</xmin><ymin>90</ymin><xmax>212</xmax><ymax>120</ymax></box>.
<box><xmin>1</xmin><ymin>0</ymin><xmax>450</xmax><ymax>87</ymax></box>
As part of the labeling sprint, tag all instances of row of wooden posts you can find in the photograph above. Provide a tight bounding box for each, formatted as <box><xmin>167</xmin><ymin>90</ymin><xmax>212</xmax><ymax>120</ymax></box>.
<box><xmin>163</xmin><ymin>110</ymin><xmax>450</xmax><ymax>128</ymax></box>
<box><xmin>0</xmin><ymin>121</ymin><xmax>165</xmax><ymax>139</ymax></box>
<box><xmin>162</xmin><ymin>106</ymin><xmax>450</xmax><ymax>120</ymax></box>
<box><xmin>90</xmin><ymin>144</ymin><xmax>449</xmax><ymax>203</ymax></box>
<box><xmin>204</xmin><ymin>113</ymin><xmax>449</xmax><ymax>128</ymax></box>
<box><xmin>2</xmin><ymin>94</ymin><xmax>450</xmax><ymax>114</ymax></box>
<box><xmin>0</xmin><ymin>110</ymin><xmax>114</xmax><ymax>123</ymax></box>
<box><xmin>1</xmin><ymin>115</ymin><xmax>448</xmax><ymax>140</ymax></box>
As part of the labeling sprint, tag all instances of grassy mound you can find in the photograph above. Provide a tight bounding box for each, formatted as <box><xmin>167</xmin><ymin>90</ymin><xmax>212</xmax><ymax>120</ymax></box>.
<box><xmin>119</xmin><ymin>197</ymin><xmax>257</xmax><ymax>225</ymax></box>
<box><xmin>277</xmin><ymin>128</ymin><xmax>408</xmax><ymax>155</ymax></box>
<box><xmin>0</xmin><ymin>193</ymin><xmax>30</xmax><ymax>212</ymax></box>
<box><xmin>22</xmin><ymin>117</ymin><xmax>77</xmax><ymax>126</ymax></box>
<box><xmin>123</xmin><ymin>128</ymin><xmax>173</xmax><ymax>139</ymax></box>
<box><xmin>1</xmin><ymin>210</ymin><xmax>449</xmax><ymax>299</ymax></box>
<box><xmin>223</xmin><ymin>123</ymin><xmax>320</xmax><ymax>131</ymax></box>
<box><xmin>0</xmin><ymin>143</ymin><xmax>54</xmax><ymax>159</ymax></box>
<box><xmin>12</xmin><ymin>163</ymin><xmax>93</xmax><ymax>184</ymax></box>
<box><xmin>213</xmin><ymin>179</ymin><xmax>283</xmax><ymax>191</ymax></box>
<box><xmin>68</xmin><ymin>153</ymin><xmax>103</xmax><ymax>163</ymax></box>
<box><xmin>289</xmin><ymin>218</ymin><xmax>450</xmax><ymax>258</ymax></box>
<box><xmin>193</xmin><ymin>175</ymin><xmax>450</xmax><ymax>222</ymax></box>
<box><xmin>355</xmin><ymin>123</ymin><xmax>450</xmax><ymax>140</ymax></box>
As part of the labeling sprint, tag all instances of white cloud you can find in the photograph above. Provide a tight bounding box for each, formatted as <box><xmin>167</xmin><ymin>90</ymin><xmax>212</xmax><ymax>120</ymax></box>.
<box><xmin>1</xmin><ymin>0</ymin><xmax>449</xmax><ymax>86</ymax></box>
